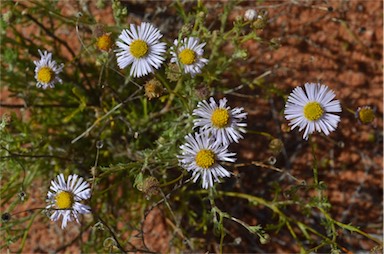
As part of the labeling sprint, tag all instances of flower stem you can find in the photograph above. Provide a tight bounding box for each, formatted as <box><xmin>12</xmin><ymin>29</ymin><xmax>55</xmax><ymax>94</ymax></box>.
<box><xmin>309</xmin><ymin>136</ymin><xmax>319</xmax><ymax>186</ymax></box>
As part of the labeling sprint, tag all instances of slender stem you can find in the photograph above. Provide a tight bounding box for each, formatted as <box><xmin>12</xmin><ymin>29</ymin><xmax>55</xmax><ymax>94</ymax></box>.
<box><xmin>246</xmin><ymin>130</ymin><xmax>274</xmax><ymax>139</ymax></box>
<box><xmin>96</xmin><ymin>215</ymin><xmax>127</xmax><ymax>253</ymax></box>
<box><xmin>218</xmin><ymin>191</ymin><xmax>352</xmax><ymax>251</ymax></box>
<box><xmin>160</xmin><ymin>77</ymin><xmax>183</xmax><ymax>114</ymax></box>
<box><xmin>174</xmin><ymin>0</ymin><xmax>188</xmax><ymax>22</ymax></box>
<box><xmin>0</xmin><ymin>144</ymin><xmax>75</xmax><ymax>163</ymax></box>
<box><xmin>0</xmin><ymin>103</ymin><xmax>79</xmax><ymax>108</ymax></box>
<box><xmin>309</xmin><ymin>136</ymin><xmax>319</xmax><ymax>186</ymax></box>
<box><xmin>345</xmin><ymin>106</ymin><xmax>356</xmax><ymax>114</ymax></box>
<box><xmin>159</xmin><ymin>173</ymin><xmax>184</xmax><ymax>187</ymax></box>
<box><xmin>318</xmin><ymin>207</ymin><xmax>383</xmax><ymax>245</ymax></box>
<box><xmin>18</xmin><ymin>212</ymin><xmax>39</xmax><ymax>253</ymax></box>
<box><xmin>71</xmin><ymin>90</ymin><xmax>141</xmax><ymax>144</ymax></box>
<box><xmin>71</xmin><ymin>102</ymin><xmax>122</xmax><ymax>144</ymax></box>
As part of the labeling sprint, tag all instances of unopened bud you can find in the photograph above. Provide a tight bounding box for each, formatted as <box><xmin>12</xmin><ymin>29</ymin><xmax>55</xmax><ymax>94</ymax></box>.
<box><xmin>195</xmin><ymin>84</ymin><xmax>210</xmax><ymax>99</ymax></box>
<box><xmin>137</xmin><ymin>176</ymin><xmax>160</xmax><ymax>199</ymax></box>
<box><xmin>269</xmin><ymin>138</ymin><xmax>284</xmax><ymax>155</ymax></box>
<box><xmin>244</xmin><ymin>9</ymin><xmax>257</xmax><ymax>21</ymax></box>
<box><xmin>1</xmin><ymin>212</ymin><xmax>11</xmax><ymax>222</ymax></box>
<box><xmin>259</xmin><ymin>233</ymin><xmax>270</xmax><ymax>244</ymax></box>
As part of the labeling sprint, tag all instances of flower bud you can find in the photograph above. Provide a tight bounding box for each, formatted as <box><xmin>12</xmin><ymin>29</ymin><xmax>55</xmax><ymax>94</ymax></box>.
<box><xmin>1</xmin><ymin>212</ymin><xmax>11</xmax><ymax>222</ymax></box>
<box><xmin>137</xmin><ymin>176</ymin><xmax>160</xmax><ymax>198</ymax></box>
<box><xmin>244</xmin><ymin>9</ymin><xmax>257</xmax><ymax>21</ymax></box>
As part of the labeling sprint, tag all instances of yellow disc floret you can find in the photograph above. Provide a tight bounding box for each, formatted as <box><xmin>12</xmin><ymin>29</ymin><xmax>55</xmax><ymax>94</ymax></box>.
<box><xmin>211</xmin><ymin>108</ymin><xmax>230</xmax><ymax>128</ymax></box>
<box><xmin>97</xmin><ymin>34</ymin><xmax>113</xmax><ymax>51</ymax></box>
<box><xmin>303</xmin><ymin>102</ymin><xmax>324</xmax><ymax>121</ymax></box>
<box><xmin>37</xmin><ymin>67</ymin><xmax>54</xmax><ymax>84</ymax></box>
<box><xmin>130</xmin><ymin>39</ymin><xmax>148</xmax><ymax>58</ymax></box>
<box><xmin>358</xmin><ymin>107</ymin><xmax>375</xmax><ymax>124</ymax></box>
<box><xmin>179</xmin><ymin>49</ymin><xmax>196</xmax><ymax>65</ymax></box>
<box><xmin>195</xmin><ymin>149</ymin><xmax>215</xmax><ymax>169</ymax></box>
<box><xmin>55</xmin><ymin>191</ymin><xmax>74</xmax><ymax>209</ymax></box>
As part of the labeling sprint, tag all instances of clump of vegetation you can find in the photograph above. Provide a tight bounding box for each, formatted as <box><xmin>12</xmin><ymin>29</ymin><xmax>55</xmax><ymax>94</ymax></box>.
<box><xmin>1</xmin><ymin>1</ymin><xmax>381</xmax><ymax>253</ymax></box>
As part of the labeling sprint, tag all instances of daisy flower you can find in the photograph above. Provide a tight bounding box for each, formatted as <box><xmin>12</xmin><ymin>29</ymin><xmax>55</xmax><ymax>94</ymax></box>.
<box><xmin>115</xmin><ymin>22</ymin><xmax>166</xmax><ymax>78</ymax></box>
<box><xmin>284</xmin><ymin>82</ymin><xmax>342</xmax><ymax>140</ymax></box>
<box><xmin>355</xmin><ymin>106</ymin><xmax>375</xmax><ymax>125</ymax></box>
<box><xmin>33</xmin><ymin>49</ymin><xmax>64</xmax><ymax>89</ymax></box>
<box><xmin>178</xmin><ymin>131</ymin><xmax>236</xmax><ymax>189</ymax></box>
<box><xmin>193</xmin><ymin>97</ymin><xmax>247</xmax><ymax>145</ymax></box>
<box><xmin>170</xmin><ymin>37</ymin><xmax>208</xmax><ymax>77</ymax></box>
<box><xmin>46</xmin><ymin>174</ymin><xmax>91</xmax><ymax>229</ymax></box>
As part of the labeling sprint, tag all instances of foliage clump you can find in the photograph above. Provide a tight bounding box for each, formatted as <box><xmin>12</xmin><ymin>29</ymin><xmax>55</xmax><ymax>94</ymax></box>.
<box><xmin>0</xmin><ymin>1</ymin><xmax>382</xmax><ymax>253</ymax></box>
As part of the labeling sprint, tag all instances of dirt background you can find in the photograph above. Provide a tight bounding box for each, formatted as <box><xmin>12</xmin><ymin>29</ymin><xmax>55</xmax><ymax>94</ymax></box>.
<box><xmin>1</xmin><ymin>0</ymin><xmax>383</xmax><ymax>253</ymax></box>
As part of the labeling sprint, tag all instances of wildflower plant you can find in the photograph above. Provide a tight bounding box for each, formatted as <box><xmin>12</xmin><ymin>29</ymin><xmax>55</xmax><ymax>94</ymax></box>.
<box><xmin>33</xmin><ymin>49</ymin><xmax>64</xmax><ymax>89</ymax></box>
<box><xmin>284</xmin><ymin>83</ymin><xmax>342</xmax><ymax>140</ymax></box>
<box><xmin>1</xmin><ymin>1</ymin><xmax>382</xmax><ymax>253</ymax></box>
<box><xmin>178</xmin><ymin>131</ymin><xmax>236</xmax><ymax>189</ymax></box>
<box><xmin>171</xmin><ymin>37</ymin><xmax>209</xmax><ymax>76</ymax></box>
<box><xmin>46</xmin><ymin>174</ymin><xmax>91</xmax><ymax>229</ymax></box>
<box><xmin>193</xmin><ymin>97</ymin><xmax>247</xmax><ymax>145</ymax></box>
<box><xmin>115</xmin><ymin>22</ymin><xmax>167</xmax><ymax>77</ymax></box>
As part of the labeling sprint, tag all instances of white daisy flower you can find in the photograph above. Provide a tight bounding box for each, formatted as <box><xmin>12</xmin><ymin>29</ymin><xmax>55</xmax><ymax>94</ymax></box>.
<box><xmin>170</xmin><ymin>37</ymin><xmax>208</xmax><ymax>77</ymax></box>
<box><xmin>178</xmin><ymin>131</ymin><xmax>236</xmax><ymax>189</ymax></box>
<box><xmin>115</xmin><ymin>22</ymin><xmax>166</xmax><ymax>78</ymax></box>
<box><xmin>284</xmin><ymin>82</ymin><xmax>342</xmax><ymax>140</ymax></box>
<box><xmin>46</xmin><ymin>173</ymin><xmax>91</xmax><ymax>229</ymax></box>
<box><xmin>33</xmin><ymin>49</ymin><xmax>64</xmax><ymax>89</ymax></box>
<box><xmin>193</xmin><ymin>97</ymin><xmax>247</xmax><ymax>146</ymax></box>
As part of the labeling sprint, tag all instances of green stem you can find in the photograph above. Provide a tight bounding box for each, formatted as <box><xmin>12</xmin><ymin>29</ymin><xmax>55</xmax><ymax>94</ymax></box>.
<box><xmin>71</xmin><ymin>102</ymin><xmax>123</xmax><ymax>143</ymax></box>
<box><xmin>18</xmin><ymin>212</ymin><xmax>39</xmax><ymax>253</ymax></box>
<box><xmin>71</xmin><ymin>88</ymin><xmax>141</xmax><ymax>144</ymax></box>
<box><xmin>309</xmin><ymin>136</ymin><xmax>319</xmax><ymax>186</ymax></box>
<box><xmin>155</xmin><ymin>71</ymin><xmax>171</xmax><ymax>92</ymax></box>
<box><xmin>318</xmin><ymin>207</ymin><xmax>383</xmax><ymax>245</ymax></box>
<box><xmin>160</xmin><ymin>77</ymin><xmax>183</xmax><ymax>114</ymax></box>
<box><xmin>345</xmin><ymin>106</ymin><xmax>356</xmax><ymax>114</ymax></box>
<box><xmin>218</xmin><ymin>191</ymin><xmax>350</xmax><ymax>251</ymax></box>
<box><xmin>246</xmin><ymin>130</ymin><xmax>274</xmax><ymax>139</ymax></box>
<box><xmin>159</xmin><ymin>173</ymin><xmax>184</xmax><ymax>187</ymax></box>
<box><xmin>174</xmin><ymin>0</ymin><xmax>188</xmax><ymax>22</ymax></box>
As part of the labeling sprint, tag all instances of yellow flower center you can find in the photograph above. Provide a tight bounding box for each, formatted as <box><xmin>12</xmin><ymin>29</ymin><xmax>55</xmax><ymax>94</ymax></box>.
<box><xmin>358</xmin><ymin>107</ymin><xmax>375</xmax><ymax>124</ymax></box>
<box><xmin>37</xmin><ymin>67</ymin><xmax>54</xmax><ymax>84</ymax></box>
<box><xmin>211</xmin><ymin>108</ymin><xmax>230</xmax><ymax>128</ymax></box>
<box><xmin>97</xmin><ymin>34</ymin><xmax>113</xmax><ymax>51</ymax></box>
<box><xmin>195</xmin><ymin>149</ymin><xmax>215</xmax><ymax>169</ymax></box>
<box><xmin>303</xmin><ymin>102</ymin><xmax>324</xmax><ymax>121</ymax></box>
<box><xmin>179</xmin><ymin>49</ymin><xmax>196</xmax><ymax>65</ymax></box>
<box><xmin>55</xmin><ymin>191</ymin><xmax>74</xmax><ymax>209</ymax></box>
<box><xmin>130</xmin><ymin>39</ymin><xmax>148</xmax><ymax>58</ymax></box>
